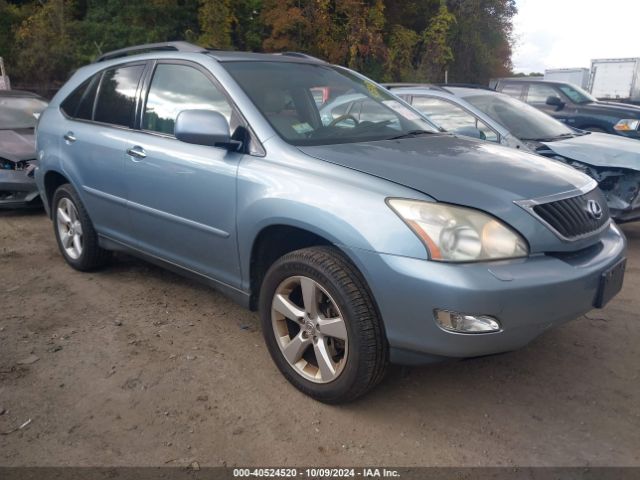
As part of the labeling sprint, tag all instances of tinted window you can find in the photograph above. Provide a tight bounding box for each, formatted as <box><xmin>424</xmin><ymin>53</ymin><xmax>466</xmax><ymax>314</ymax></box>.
<box><xmin>499</xmin><ymin>83</ymin><xmax>524</xmax><ymax>99</ymax></box>
<box><xmin>411</xmin><ymin>96</ymin><xmax>498</xmax><ymax>142</ymax></box>
<box><xmin>94</xmin><ymin>65</ymin><xmax>144</xmax><ymax>127</ymax></box>
<box><xmin>558</xmin><ymin>84</ymin><xmax>596</xmax><ymax>104</ymax></box>
<box><xmin>525</xmin><ymin>83</ymin><xmax>559</xmax><ymax>104</ymax></box>
<box><xmin>143</xmin><ymin>64</ymin><xmax>232</xmax><ymax>135</ymax></box>
<box><xmin>62</xmin><ymin>75</ymin><xmax>100</xmax><ymax>120</ymax></box>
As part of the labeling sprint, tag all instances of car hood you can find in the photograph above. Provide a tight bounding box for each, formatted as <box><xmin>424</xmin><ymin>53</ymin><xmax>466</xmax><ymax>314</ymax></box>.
<box><xmin>542</xmin><ymin>132</ymin><xmax>640</xmax><ymax>171</ymax></box>
<box><xmin>586</xmin><ymin>101</ymin><xmax>640</xmax><ymax>116</ymax></box>
<box><xmin>0</xmin><ymin>129</ymin><xmax>36</xmax><ymax>162</ymax></box>
<box><xmin>298</xmin><ymin>135</ymin><xmax>590</xmax><ymax>212</ymax></box>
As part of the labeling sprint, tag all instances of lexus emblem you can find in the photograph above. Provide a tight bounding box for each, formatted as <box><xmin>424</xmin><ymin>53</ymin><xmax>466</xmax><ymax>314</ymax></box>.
<box><xmin>587</xmin><ymin>199</ymin><xmax>603</xmax><ymax>220</ymax></box>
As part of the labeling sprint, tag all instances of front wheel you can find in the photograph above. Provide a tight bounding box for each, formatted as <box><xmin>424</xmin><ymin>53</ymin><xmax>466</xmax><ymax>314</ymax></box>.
<box><xmin>259</xmin><ymin>246</ymin><xmax>388</xmax><ymax>403</ymax></box>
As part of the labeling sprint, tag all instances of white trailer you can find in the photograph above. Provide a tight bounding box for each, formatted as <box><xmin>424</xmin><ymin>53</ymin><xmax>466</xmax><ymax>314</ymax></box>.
<box><xmin>589</xmin><ymin>58</ymin><xmax>640</xmax><ymax>103</ymax></box>
<box><xmin>544</xmin><ymin>68</ymin><xmax>590</xmax><ymax>89</ymax></box>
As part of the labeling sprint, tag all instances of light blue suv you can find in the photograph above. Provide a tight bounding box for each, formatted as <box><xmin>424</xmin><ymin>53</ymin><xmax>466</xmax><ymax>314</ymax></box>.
<box><xmin>35</xmin><ymin>42</ymin><xmax>627</xmax><ymax>403</ymax></box>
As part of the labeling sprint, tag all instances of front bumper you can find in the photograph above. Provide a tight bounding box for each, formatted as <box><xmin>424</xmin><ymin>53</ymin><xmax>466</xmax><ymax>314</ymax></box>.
<box><xmin>345</xmin><ymin>223</ymin><xmax>627</xmax><ymax>365</ymax></box>
<box><xmin>0</xmin><ymin>169</ymin><xmax>41</xmax><ymax>208</ymax></box>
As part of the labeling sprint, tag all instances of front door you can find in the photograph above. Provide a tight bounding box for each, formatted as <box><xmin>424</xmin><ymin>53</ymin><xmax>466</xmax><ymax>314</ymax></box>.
<box><xmin>124</xmin><ymin>61</ymin><xmax>243</xmax><ymax>288</ymax></box>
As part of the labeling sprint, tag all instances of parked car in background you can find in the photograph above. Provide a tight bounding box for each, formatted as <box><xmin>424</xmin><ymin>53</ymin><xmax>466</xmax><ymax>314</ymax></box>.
<box><xmin>493</xmin><ymin>78</ymin><xmax>640</xmax><ymax>139</ymax></box>
<box><xmin>0</xmin><ymin>89</ymin><xmax>47</xmax><ymax>208</ymax></box>
<box><xmin>36</xmin><ymin>42</ymin><xmax>626</xmax><ymax>403</ymax></box>
<box><xmin>388</xmin><ymin>84</ymin><xmax>640</xmax><ymax>222</ymax></box>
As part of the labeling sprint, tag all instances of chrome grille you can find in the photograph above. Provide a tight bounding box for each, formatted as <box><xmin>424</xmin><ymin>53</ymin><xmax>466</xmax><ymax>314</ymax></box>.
<box><xmin>532</xmin><ymin>187</ymin><xmax>610</xmax><ymax>240</ymax></box>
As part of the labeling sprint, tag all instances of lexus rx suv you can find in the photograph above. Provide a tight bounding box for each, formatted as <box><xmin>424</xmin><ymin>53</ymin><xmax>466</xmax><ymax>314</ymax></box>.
<box><xmin>35</xmin><ymin>42</ymin><xmax>627</xmax><ymax>403</ymax></box>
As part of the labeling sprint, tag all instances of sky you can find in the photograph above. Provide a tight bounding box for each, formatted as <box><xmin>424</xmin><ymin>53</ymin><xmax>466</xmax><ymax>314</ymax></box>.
<box><xmin>512</xmin><ymin>0</ymin><xmax>640</xmax><ymax>73</ymax></box>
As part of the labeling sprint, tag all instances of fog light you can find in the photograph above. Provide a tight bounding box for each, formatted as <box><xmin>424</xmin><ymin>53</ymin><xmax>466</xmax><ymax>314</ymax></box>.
<box><xmin>434</xmin><ymin>309</ymin><xmax>501</xmax><ymax>334</ymax></box>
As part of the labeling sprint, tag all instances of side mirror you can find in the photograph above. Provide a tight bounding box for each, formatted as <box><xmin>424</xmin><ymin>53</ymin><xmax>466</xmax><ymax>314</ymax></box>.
<box><xmin>175</xmin><ymin>110</ymin><xmax>241</xmax><ymax>150</ymax></box>
<box><xmin>546</xmin><ymin>96</ymin><xmax>565</xmax><ymax>110</ymax></box>
<box><xmin>455</xmin><ymin>126</ymin><xmax>486</xmax><ymax>140</ymax></box>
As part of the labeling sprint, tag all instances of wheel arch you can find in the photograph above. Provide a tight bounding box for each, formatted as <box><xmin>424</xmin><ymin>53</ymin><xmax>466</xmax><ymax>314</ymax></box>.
<box><xmin>43</xmin><ymin>169</ymin><xmax>71</xmax><ymax>218</ymax></box>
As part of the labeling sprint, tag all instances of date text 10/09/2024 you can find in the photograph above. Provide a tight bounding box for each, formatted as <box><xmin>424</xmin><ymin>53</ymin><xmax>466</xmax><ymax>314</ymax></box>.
<box><xmin>232</xmin><ymin>468</ymin><xmax>401</xmax><ymax>478</ymax></box>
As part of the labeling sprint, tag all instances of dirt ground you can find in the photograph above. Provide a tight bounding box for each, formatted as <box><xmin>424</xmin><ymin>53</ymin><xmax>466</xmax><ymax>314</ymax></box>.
<box><xmin>0</xmin><ymin>210</ymin><xmax>639</xmax><ymax>467</ymax></box>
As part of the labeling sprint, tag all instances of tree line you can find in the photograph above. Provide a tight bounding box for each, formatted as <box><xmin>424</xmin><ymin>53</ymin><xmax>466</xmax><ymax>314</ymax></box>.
<box><xmin>0</xmin><ymin>0</ymin><xmax>517</xmax><ymax>94</ymax></box>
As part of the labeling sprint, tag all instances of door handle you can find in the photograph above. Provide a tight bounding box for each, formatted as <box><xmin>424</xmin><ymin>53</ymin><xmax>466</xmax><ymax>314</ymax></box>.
<box><xmin>126</xmin><ymin>146</ymin><xmax>147</xmax><ymax>160</ymax></box>
<box><xmin>63</xmin><ymin>132</ymin><xmax>76</xmax><ymax>143</ymax></box>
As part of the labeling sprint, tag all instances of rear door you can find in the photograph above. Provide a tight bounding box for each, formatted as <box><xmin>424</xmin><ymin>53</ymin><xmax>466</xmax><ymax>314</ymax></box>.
<box><xmin>59</xmin><ymin>62</ymin><xmax>146</xmax><ymax>243</ymax></box>
<box><xmin>123</xmin><ymin>60</ymin><xmax>244</xmax><ymax>287</ymax></box>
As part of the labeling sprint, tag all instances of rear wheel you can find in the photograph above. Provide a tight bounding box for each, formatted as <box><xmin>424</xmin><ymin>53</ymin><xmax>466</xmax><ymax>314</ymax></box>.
<box><xmin>52</xmin><ymin>184</ymin><xmax>110</xmax><ymax>271</ymax></box>
<box><xmin>259</xmin><ymin>246</ymin><xmax>388</xmax><ymax>403</ymax></box>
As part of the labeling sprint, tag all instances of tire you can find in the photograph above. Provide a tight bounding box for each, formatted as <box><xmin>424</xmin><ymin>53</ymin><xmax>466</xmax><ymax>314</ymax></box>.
<box><xmin>259</xmin><ymin>246</ymin><xmax>388</xmax><ymax>403</ymax></box>
<box><xmin>52</xmin><ymin>183</ymin><xmax>110</xmax><ymax>271</ymax></box>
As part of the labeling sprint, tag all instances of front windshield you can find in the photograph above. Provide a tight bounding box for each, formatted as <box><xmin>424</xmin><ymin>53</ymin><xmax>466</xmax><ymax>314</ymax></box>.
<box><xmin>558</xmin><ymin>84</ymin><xmax>596</xmax><ymax>104</ymax></box>
<box><xmin>0</xmin><ymin>96</ymin><xmax>48</xmax><ymax>129</ymax></box>
<box><xmin>223</xmin><ymin>61</ymin><xmax>438</xmax><ymax>146</ymax></box>
<box><xmin>465</xmin><ymin>93</ymin><xmax>574</xmax><ymax>141</ymax></box>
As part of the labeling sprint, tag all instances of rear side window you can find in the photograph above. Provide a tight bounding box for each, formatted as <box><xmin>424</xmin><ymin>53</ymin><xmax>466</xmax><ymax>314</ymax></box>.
<box><xmin>143</xmin><ymin>63</ymin><xmax>232</xmax><ymax>135</ymax></box>
<box><xmin>498</xmin><ymin>83</ymin><xmax>525</xmax><ymax>99</ymax></box>
<box><xmin>94</xmin><ymin>65</ymin><xmax>144</xmax><ymax>127</ymax></box>
<box><xmin>525</xmin><ymin>83</ymin><xmax>559</xmax><ymax>104</ymax></box>
<box><xmin>61</xmin><ymin>75</ymin><xmax>99</xmax><ymax>120</ymax></box>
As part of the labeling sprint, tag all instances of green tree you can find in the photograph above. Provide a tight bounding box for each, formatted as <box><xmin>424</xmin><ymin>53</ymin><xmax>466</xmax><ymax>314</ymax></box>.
<box><xmin>417</xmin><ymin>3</ymin><xmax>455</xmax><ymax>82</ymax></box>
<box><xmin>13</xmin><ymin>0</ymin><xmax>75</xmax><ymax>89</ymax></box>
<box><xmin>198</xmin><ymin>0</ymin><xmax>234</xmax><ymax>49</ymax></box>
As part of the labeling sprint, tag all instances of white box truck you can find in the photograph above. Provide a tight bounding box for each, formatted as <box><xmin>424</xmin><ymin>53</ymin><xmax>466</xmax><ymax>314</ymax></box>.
<box><xmin>589</xmin><ymin>58</ymin><xmax>640</xmax><ymax>103</ymax></box>
<box><xmin>544</xmin><ymin>68</ymin><xmax>590</xmax><ymax>89</ymax></box>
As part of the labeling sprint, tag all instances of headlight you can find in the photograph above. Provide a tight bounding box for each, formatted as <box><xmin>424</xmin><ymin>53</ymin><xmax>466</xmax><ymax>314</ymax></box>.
<box><xmin>614</xmin><ymin>119</ymin><xmax>640</xmax><ymax>132</ymax></box>
<box><xmin>387</xmin><ymin>199</ymin><xmax>529</xmax><ymax>262</ymax></box>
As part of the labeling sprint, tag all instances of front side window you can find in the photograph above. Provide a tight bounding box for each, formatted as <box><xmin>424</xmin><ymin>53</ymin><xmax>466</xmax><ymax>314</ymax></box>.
<box><xmin>0</xmin><ymin>96</ymin><xmax>47</xmax><ymax>129</ymax></box>
<box><xmin>94</xmin><ymin>65</ymin><xmax>144</xmax><ymax>127</ymax></box>
<box><xmin>411</xmin><ymin>96</ymin><xmax>498</xmax><ymax>142</ymax></box>
<box><xmin>223</xmin><ymin>61</ymin><xmax>438</xmax><ymax>146</ymax></box>
<box><xmin>525</xmin><ymin>83</ymin><xmax>559</xmax><ymax>104</ymax></box>
<box><xmin>466</xmin><ymin>93</ymin><xmax>574</xmax><ymax>141</ymax></box>
<box><xmin>558</xmin><ymin>84</ymin><xmax>596</xmax><ymax>104</ymax></box>
<box><xmin>143</xmin><ymin>64</ymin><xmax>233</xmax><ymax>135</ymax></box>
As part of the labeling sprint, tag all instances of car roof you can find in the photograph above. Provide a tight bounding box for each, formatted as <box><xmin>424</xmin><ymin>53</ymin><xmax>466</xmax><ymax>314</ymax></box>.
<box><xmin>497</xmin><ymin>78</ymin><xmax>568</xmax><ymax>87</ymax></box>
<box><xmin>94</xmin><ymin>41</ymin><xmax>326</xmax><ymax>65</ymax></box>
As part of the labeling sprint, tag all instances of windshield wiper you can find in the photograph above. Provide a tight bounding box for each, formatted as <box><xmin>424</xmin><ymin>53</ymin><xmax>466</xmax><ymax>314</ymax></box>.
<box><xmin>522</xmin><ymin>133</ymin><xmax>575</xmax><ymax>142</ymax></box>
<box><xmin>388</xmin><ymin>130</ymin><xmax>436</xmax><ymax>140</ymax></box>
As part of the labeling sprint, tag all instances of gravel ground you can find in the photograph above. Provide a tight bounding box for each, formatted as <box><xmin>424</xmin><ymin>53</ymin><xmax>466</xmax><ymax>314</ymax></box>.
<box><xmin>0</xmin><ymin>210</ymin><xmax>639</xmax><ymax>467</ymax></box>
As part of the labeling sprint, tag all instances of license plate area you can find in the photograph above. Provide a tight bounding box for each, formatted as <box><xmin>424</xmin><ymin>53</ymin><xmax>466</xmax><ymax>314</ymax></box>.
<box><xmin>594</xmin><ymin>258</ymin><xmax>626</xmax><ymax>308</ymax></box>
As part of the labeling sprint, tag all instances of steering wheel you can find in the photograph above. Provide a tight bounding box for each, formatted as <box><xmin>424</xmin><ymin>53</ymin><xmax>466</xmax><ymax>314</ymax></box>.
<box><xmin>329</xmin><ymin>114</ymin><xmax>359</xmax><ymax>128</ymax></box>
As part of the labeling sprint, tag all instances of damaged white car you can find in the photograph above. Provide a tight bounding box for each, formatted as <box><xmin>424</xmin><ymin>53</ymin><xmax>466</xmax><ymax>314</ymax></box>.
<box><xmin>388</xmin><ymin>85</ymin><xmax>640</xmax><ymax>222</ymax></box>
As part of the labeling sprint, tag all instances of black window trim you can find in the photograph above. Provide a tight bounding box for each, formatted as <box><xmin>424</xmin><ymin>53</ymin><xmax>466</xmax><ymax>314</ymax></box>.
<box><xmin>59</xmin><ymin>60</ymin><xmax>149</xmax><ymax>132</ymax></box>
<box><xmin>136</xmin><ymin>58</ymin><xmax>265</xmax><ymax>156</ymax></box>
<box><xmin>411</xmin><ymin>94</ymin><xmax>501</xmax><ymax>143</ymax></box>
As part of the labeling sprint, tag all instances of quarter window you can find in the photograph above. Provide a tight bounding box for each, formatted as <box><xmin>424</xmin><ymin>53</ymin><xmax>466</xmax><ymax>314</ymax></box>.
<box><xmin>61</xmin><ymin>75</ymin><xmax>99</xmax><ymax>120</ymax></box>
<box><xmin>94</xmin><ymin>65</ymin><xmax>144</xmax><ymax>127</ymax></box>
<box><xmin>498</xmin><ymin>83</ymin><xmax>525</xmax><ymax>99</ymax></box>
<box><xmin>143</xmin><ymin>64</ymin><xmax>232</xmax><ymax>135</ymax></box>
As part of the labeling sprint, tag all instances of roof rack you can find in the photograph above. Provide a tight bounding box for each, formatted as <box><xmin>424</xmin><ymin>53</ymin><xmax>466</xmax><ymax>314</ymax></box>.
<box><xmin>95</xmin><ymin>41</ymin><xmax>208</xmax><ymax>63</ymax></box>
<box><xmin>437</xmin><ymin>83</ymin><xmax>495</xmax><ymax>91</ymax></box>
<box><xmin>277</xmin><ymin>52</ymin><xmax>325</xmax><ymax>62</ymax></box>
<box><xmin>382</xmin><ymin>83</ymin><xmax>447</xmax><ymax>92</ymax></box>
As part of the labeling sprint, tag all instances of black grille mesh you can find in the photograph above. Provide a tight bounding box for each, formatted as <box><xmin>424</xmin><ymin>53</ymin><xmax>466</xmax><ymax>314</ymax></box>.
<box><xmin>533</xmin><ymin>188</ymin><xmax>610</xmax><ymax>239</ymax></box>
